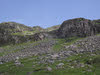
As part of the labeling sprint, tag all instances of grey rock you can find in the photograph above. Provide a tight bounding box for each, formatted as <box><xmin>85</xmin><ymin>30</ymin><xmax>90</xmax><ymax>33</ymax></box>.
<box><xmin>56</xmin><ymin>63</ymin><xmax>64</xmax><ymax>69</ymax></box>
<box><xmin>14</xmin><ymin>60</ymin><xmax>21</xmax><ymax>65</ymax></box>
<box><xmin>0</xmin><ymin>61</ymin><xmax>3</xmax><ymax>64</ymax></box>
<box><xmin>46</xmin><ymin>66</ymin><xmax>52</xmax><ymax>71</ymax></box>
<box><xmin>51</xmin><ymin>54</ymin><xmax>59</xmax><ymax>59</ymax></box>
<box><xmin>58</xmin><ymin>18</ymin><xmax>98</xmax><ymax>38</ymax></box>
<box><xmin>76</xmin><ymin>63</ymin><xmax>85</xmax><ymax>68</ymax></box>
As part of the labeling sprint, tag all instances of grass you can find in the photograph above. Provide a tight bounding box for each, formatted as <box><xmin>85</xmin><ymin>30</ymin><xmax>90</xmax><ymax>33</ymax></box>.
<box><xmin>11</xmin><ymin>31</ymin><xmax>34</xmax><ymax>36</ymax></box>
<box><xmin>96</xmin><ymin>33</ymin><xmax>100</xmax><ymax>36</ymax></box>
<box><xmin>66</xmin><ymin>52</ymin><xmax>100</xmax><ymax>75</ymax></box>
<box><xmin>52</xmin><ymin>38</ymin><xmax>66</xmax><ymax>51</ymax></box>
<box><xmin>63</xmin><ymin>37</ymin><xmax>83</xmax><ymax>45</ymax></box>
<box><xmin>0</xmin><ymin>40</ymin><xmax>41</xmax><ymax>56</ymax></box>
<box><xmin>0</xmin><ymin>38</ymin><xmax>52</xmax><ymax>57</ymax></box>
<box><xmin>0</xmin><ymin>41</ymin><xmax>35</xmax><ymax>56</ymax></box>
<box><xmin>0</xmin><ymin>51</ymin><xmax>100</xmax><ymax>75</ymax></box>
<box><xmin>53</xmin><ymin>37</ymin><xmax>83</xmax><ymax>52</ymax></box>
<box><xmin>0</xmin><ymin>37</ymin><xmax>100</xmax><ymax>75</ymax></box>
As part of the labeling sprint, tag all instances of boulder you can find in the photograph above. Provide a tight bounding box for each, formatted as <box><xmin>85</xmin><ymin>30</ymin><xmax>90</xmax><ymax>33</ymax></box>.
<box><xmin>46</xmin><ymin>66</ymin><xmax>52</xmax><ymax>71</ymax></box>
<box><xmin>56</xmin><ymin>63</ymin><xmax>64</xmax><ymax>69</ymax></box>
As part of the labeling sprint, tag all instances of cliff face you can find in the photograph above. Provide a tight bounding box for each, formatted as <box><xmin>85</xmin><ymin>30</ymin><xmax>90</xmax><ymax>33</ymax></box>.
<box><xmin>93</xmin><ymin>19</ymin><xmax>100</xmax><ymax>33</ymax></box>
<box><xmin>58</xmin><ymin>18</ymin><xmax>100</xmax><ymax>38</ymax></box>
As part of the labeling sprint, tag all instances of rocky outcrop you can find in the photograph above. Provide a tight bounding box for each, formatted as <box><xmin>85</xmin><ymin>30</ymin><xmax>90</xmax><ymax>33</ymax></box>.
<box><xmin>1</xmin><ymin>18</ymin><xmax>100</xmax><ymax>45</ymax></box>
<box><xmin>33</xmin><ymin>26</ymin><xmax>44</xmax><ymax>31</ymax></box>
<box><xmin>0</xmin><ymin>34</ymin><xmax>34</xmax><ymax>46</ymax></box>
<box><xmin>58</xmin><ymin>18</ymin><xmax>98</xmax><ymax>38</ymax></box>
<box><xmin>0</xmin><ymin>22</ymin><xmax>34</xmax><ymax>46</ymax></box>
<box><xmin>93</xmin><ymin>19</ymin><xmax>100</xmax><ymax>33</ymax></box>
<box><xmin>0</xmin><ymin>22</ymin><xmax>33</xmax><ymax>34</ymax></box>
<box><xmin>33</xmin><ymin>32</ymin><xmax>54</xmax><ymax>41</ymax></box>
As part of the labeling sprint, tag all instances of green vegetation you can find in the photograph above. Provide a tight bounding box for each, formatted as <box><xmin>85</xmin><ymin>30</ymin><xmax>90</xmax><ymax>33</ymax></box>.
<box><xmin>53</xmin><ymin>37</ymin><xmax>83</xmax><ymax>51</ymax></box>
<box><xmin>95</xmin><ymin>23</ymin><xmax>100</xmax><ymax>24</ymax></box>
<box><xmin>53</xmin><ymin>38</ymin><xmax>66</xmax><ymax>51</ymax></box>
<box><xmin>0</xmin><ymin>22</ymin><xmax>33</xmax><ymax>34</ymax></box>
<box><xmin>0</xmin><ymin>36</ymin><xmax>99</xmax><ymax>75</ymax></box>
<box><xmin>11</xmin><ymin>31</ymin><xmax>34</xmax><ymax>36</ymax></box>
<box><xmin>0</xmin><ymin>52</ymin><xmax>100</xmax><ymax>75</ymax></box>
<box><xmin>0</xmin><ymin>41</ymin><xmax>34</xmax><ymax>56</ymax></box>
<box><xmin>45</xmin><ymin>25</ymin><xmax>60</xmax><ymax>32</ymax></box>
<box><xmin>63</xmin><ymin>37</ymin><xmax>83</xmax><ymax>45</ymax></box>
<box><xmin>96</xmin><ymin>33</ymin><xmax>100</xmax><ymax>36</ymax></box>
<box><xmin>1</xmin><ymin>21</ymin><xmax>100</xmax><ymax>75</ymax></box>
<box><xmin>0</xmin><ymin>38</ymin><xmax>51</xmax><ymax>57</ymax></box>
<box><xmin>0</xmin><ymin>35</ymin><xmax>100</xmax><ymax>75</ymax></box>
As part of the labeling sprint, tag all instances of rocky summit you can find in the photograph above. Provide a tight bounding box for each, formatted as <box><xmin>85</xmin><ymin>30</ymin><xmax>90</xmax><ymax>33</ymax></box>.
<box><xmin>0</xmin><ymin>18</ymin><xmax>100</xmax><ymax>75</ymax></box>
<box><xmin>58</xmin><ymin>18</ymin><xmax>100</xmax><ymax>38</ymax></box>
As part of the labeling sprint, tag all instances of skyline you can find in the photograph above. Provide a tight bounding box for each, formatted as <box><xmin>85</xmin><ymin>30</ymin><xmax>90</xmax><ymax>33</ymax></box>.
<box><xmin>0</xmin><ymin>0</ymin><xmax>100</xmax><ymax>28</ymax></box>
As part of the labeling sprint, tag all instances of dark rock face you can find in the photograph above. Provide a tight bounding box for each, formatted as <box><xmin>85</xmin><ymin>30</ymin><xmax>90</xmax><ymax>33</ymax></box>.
<box><xmin>0</xmin><ymin>34</ymin><xmax>34</xmax><ymax>46</ymax></box>
<box><xmin>58</xmin><ymin>18</ymin><xmax>97</xmax><ymax>38</ymax></box>
<box><xmin>93</xmin><ymin>19</ymin><xmax>100</xmax><ymax>33</ymax></box>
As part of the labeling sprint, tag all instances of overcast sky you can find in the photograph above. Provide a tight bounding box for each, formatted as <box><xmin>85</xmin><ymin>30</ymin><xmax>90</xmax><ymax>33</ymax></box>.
<box><xmin>0</xmin><ymin>0</ymin><xmax>100</xmax><ymax>28</ymax></box>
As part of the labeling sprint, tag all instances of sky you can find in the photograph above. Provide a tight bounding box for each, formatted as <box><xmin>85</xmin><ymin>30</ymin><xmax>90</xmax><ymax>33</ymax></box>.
<box><xmin>0</xmin><ymin>0</ymin><xmax>100</xmax><ymax>28</ymax></box>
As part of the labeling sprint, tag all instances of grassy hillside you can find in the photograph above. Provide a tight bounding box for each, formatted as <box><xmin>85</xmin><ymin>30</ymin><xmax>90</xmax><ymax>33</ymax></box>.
<box><xmin>0</xmin><ymin>19</ymin><xmax>100</xmax><ymax>75</ymax></box>
<box><xmin>0</xmin><ymin>52</ymin><xmax>100</xmax><ymax>75</ymax></box>
<box><xmin>0</xmin><ymin>35</ymin><xmax>100</xmax><ymax>75</ymax></box>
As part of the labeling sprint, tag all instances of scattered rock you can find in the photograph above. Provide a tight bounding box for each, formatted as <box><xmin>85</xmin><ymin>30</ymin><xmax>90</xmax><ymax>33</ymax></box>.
<box><xmin>56</xmin><ymin>63</ymin><xmax>64</xmax><ymax>69</ymax></box>
<box><xmin>51</xmin><ymin>54</ymin><xmax>59</xmax><ymax>59</ymax></box>
<box><xmin>0</xmin><ymin>61</ymin><xmax>3</xmax><ymax>64</ymax></box>
<box><xmin>14</xmin><ymin>60</ymin><xmax>21</xmax><ymax>65</ymax></box>
<box><xmin>14</xmin><ymin>57</ymin><xmax>21</xmax><ymax>66</ymax></box>
<box><xmin>86</xmin><ymin>69</ymin><xmax>92</xmax><ymax>72</ymax></box>
<box><xmin>71</xmin><ymin>66</ymin><xmax>74</xmax><ymax>68</ymax></box>
<box><xmin>27</xmin><ymin>72</ymin><xmax>33</xmax><ymax>75</ymax></box>
<box><xmin>76</xmin><ymin>63</ymin><xmax>85</xmax><ymax>68</ymax></box>
<box><xmin>46</xmin><ymin>66</ymin><xmax>52</xmax><ymax>71</ymax></box>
